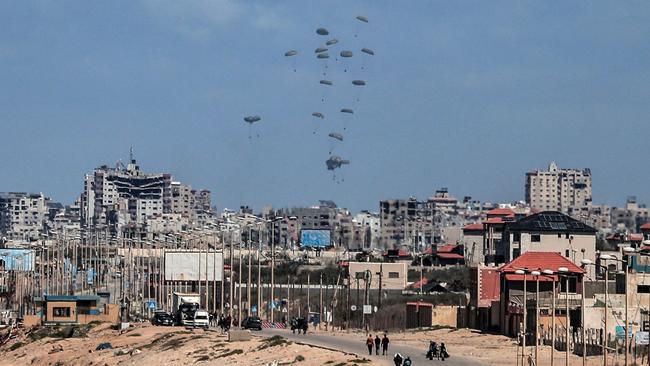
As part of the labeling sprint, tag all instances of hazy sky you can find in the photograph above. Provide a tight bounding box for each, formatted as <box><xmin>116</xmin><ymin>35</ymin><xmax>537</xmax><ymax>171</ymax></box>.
<box><xmin>1</xmin><ymin>1</ymin><xmax>649</xmax><ymax>212</ymax></box>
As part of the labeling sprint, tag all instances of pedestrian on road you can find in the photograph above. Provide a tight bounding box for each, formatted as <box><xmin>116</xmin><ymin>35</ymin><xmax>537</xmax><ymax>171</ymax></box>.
<box><xmin>374</xmin><ymin>335</ymin><xmax>381</xmax><ymax>355</ymax></box>
<box><xmin>403</xmin><ymin>356</ymin><xmax>412</xmax><ymax>366</ymax></box>
<box><xmin>366</xmin><ymin>334</ymin><xmax>374</xmax><ymax>356</ymax></box>
<box><xmin>393</xmin><ymin>353</ymin><xmax>403</xmax><ymax>366</ymax></box>
<box><xmin>382</xmin><ymin>334</ymin><xmax>390</xmax><ymax>355</ymax></box>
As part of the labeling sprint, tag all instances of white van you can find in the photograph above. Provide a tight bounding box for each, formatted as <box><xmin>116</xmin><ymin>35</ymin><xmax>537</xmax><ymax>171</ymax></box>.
<box><xmin>193</xmin><ymin>310</ymin><xmax>210</xmax><ymax>329</ymax></box>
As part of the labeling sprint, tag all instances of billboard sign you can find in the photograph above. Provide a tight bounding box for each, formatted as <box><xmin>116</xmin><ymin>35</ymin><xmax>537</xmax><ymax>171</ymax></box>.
<box><xmin>300</xmin><ymin>230</ymin><xmax>331</xmax><ymax>248</ymax></box>
<box><xmin>0</xmin><ymin>249</ymin><xmax>36</xmax><ymax>271</ymax></box>
<box><xmin>164</xmin><ymin>251</ymin><xmax>223</xmax><ymax>281</ymax></box>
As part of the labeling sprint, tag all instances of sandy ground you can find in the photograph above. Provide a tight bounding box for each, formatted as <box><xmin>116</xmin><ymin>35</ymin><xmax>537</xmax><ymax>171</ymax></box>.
<box><xmin>0</xmin><ymin>323</ymin><xmax>369</xmax><ymax>366</ymax></box>
<box><xmin>307</xmin><ymin>326</ymin><xmax>638</xmax><ymax>366</ymax></box>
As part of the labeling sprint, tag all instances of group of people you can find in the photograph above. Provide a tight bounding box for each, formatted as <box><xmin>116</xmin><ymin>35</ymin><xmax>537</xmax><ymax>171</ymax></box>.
<box><xmin>426</xmin><ymin>341</ymin><xmax>449</xmax><ymax>361</ymax></box>
<box><xmin>365</xmin><ymin>333</ymin><xmax>390</xmax><ymax>356</ymax></box>
<box><xmin>393</xmin><ymin>353</ymin><xmax>412</xmax><ymax>366</ymax></box>
<box><xmin>210</xmin><ymin>312</ymin><xmax>233</xmax><ymax>333</ymax></box>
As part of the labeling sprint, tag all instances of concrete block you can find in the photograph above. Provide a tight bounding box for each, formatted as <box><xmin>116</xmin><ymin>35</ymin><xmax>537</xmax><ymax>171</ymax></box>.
<box><xmin>228</xmin><ymin>329</ymin><xmax>251</xmax><ymax>342</ymax></box>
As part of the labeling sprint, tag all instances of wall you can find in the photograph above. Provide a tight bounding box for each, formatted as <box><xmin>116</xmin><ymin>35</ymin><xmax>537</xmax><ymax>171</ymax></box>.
<box><xmin>46</xmin><ymin>301</ymin><xmax>77</xmax><ymax>323</ymax></box>
<box><xmin>23</xmin><ymin>315</ymin><xmax>41</xmax><ymax>327</ymax></box>
<box><xmin>516</xmin><ymin>233</ymin><xmax>596</xmax><ymax>278</ymax></box>
<box><xmin>348</xmin><ymin>262</ymin><xmax>407</xmax><ymax>290</ymax></box>
<box><xmin>431</xmin><ymin>305</ymin><xmax>458</xmax><ymax>327</ymax></box>
<box><xmin>77</xmin><ymin>304</ymin><xmax>120</xmax><ymax>324</ymax></box>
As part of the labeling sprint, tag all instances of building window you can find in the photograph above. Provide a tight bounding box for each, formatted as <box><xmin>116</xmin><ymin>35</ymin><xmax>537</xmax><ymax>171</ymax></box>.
<box><xmin>53</xmin><ymin>307</ymin><xmax>71</xmax><ymax>317</ymax></box>
<box><xmin>388</xmin><ymin>272</ymin><xmax>399</xmax><ymax>279</ymax></box>
<box><xmin>531</xmin><ymin>234</ymin><xmax>541</xmax><ymax>242</ymax></box>
<box><xmin>638</xmin><ymin>285</ymin><xmax>650</xmax><ymax>294</ymax></box>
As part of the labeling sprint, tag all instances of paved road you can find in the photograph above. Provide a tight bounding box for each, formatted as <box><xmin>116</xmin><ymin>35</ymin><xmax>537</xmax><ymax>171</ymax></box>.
<box><xmin>263</xmin><ymin>328</ymin><xmax>488</xmax><ymax>366</ymax></box>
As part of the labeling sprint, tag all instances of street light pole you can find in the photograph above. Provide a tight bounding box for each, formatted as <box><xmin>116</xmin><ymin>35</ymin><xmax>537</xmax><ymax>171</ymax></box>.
<box><xmin>515</xmin><ymin>269</ymin><xmax>528</xmax><ymax>364</ymax></box>
<box><xmin>542</xmin><ymin>269</ymin><xmax>557</xmax><ymax>366</ymax></box>
<box><xmin>532</xmin><ymin>270</ymin><xmax>542</xmax><ymax>366</ymax></box>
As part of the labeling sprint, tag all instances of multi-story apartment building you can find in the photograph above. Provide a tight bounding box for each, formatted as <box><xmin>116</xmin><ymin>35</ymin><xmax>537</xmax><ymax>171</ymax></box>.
<box><xmin>0</xmin><ymin>192</ymin><xmax>50</xmax><ymax>241</ymax></box>
<box><xmin>80</xmin><ymin>158</ymin><xmax>210</xmax><ymax>234</ymax></box>
<box><xmin>525</xmin><ymin>161</ymin><xmax>592</xmax><ymax>213</ymax></box>
<box><xmin>379</xmin><ymin>197</ymin><xmax>435</xmax><ymax>250</ymax></box>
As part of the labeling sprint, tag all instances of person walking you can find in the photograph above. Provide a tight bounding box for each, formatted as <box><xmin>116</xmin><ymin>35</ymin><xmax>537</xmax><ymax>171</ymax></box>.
<box><xmin>374</xmin><ymin>335</ymin><xmax>381</xmax><ymax>355</ymax></box>
<box><xmin>393</xmin><ymin>353</ymin><xmax>403</xmax><ymax>366</ymax></box>
<box><xmin>366</xmin><ymin>334</ymin><xmax>374</xmax><ymax>356</ymax></box>
<box><xmin>382</xmin><ymin>334</ymin><xmax>390</xmax><ymax>355</ymax></box>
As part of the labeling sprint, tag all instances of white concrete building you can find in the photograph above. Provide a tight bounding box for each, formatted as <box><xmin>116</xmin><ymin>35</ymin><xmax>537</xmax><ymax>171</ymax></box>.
<box><xmin>0</xmin><ymin>192</ymin><xmax>50</xmax><ymax>241</ymax></box>
<box><xmin>525</xmin><ymin>161</ymin><xmax>592</xmax><ymax>213</ymax></box>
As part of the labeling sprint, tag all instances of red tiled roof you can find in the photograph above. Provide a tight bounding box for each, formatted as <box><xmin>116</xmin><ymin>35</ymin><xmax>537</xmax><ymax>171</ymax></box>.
<box><xmin>410</xmin><ymin>278</ymin><xmax>428</xmax><ymax>289</ymax></box>
<box><xmin>437</xmin><ymin>244</ymin><xmax>457</xmax><ymax>253</ymax></box>
<box><xmin>641</xmin><ymin>223</ymin><xmax>650</xmax><ymax>230</ymax></box>
<box><xmin>629</xmin><ymin>234</ymin><xmax>644</xmax><ymax>242</ymax></box>
<box><xmin>487</xmin><ymin>208</ymin><xmax>516</xmax><ymax>217</ymax></box>
<box><xmin>505</xmin><ymin>274</ymin><xmax>557</xmax><ymax>282</ymax></box>
<box><xmin>437</xmin><ymin>252</ymin><xmax>464</xmax><ymax>260</ymax></box>
<box><xmin>499</xmin><ymin>252</ymin><xmax>585</xmax><ymax>274</ymax></box>
<box><xmin>484</xmin><ymin>217</ymin><xmax>506</xmax><ymax>224</ymax></box>
<box><xmin>463</xmin><ymin>223</ymin><xmax>484</xmax><ymax>231</ymax></box>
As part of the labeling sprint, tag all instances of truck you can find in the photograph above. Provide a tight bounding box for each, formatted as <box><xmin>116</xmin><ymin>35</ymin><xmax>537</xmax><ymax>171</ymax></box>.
<box><xmin>172</xmin><ymin>292</ymin><xmax>201</xmax><ymax>326</ymax></box>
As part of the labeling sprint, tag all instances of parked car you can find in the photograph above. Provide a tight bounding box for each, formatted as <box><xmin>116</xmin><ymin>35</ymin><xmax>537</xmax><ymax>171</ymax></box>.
<box><xmin>242</xmin><ymin>316</ymin><xmax>263</xmax><ymax>331</ymax></box>
<box><xmin>193</xmin><ymin>310</ymin><xmax>210</xmax><ymax>329</ymax></box>
<box><xmin>151</xmin><ymin>311</ymin><xmax>174</xmax><ymax>326</ymax></box>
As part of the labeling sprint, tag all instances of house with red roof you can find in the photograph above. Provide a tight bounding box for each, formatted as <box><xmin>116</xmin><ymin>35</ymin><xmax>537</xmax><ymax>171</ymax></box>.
<box><xmin>498</xmin><ymin>252</ymin><xmax>585</xmax><ymax>338</ymax></box>
<box><xmin>430</xmin><ymin>244</ymin><xmax>465</xmax><ymax>266</ymax></box>
<box><xmin>468</xmin><ymin>266</ymin><xmax>501</xmax><ymax>331</ymax></box>
<box><xmin>500</xmin><ymin>211</ymin><xmax>597</xmax><ymax>271</ymax></box>
<box><xmin>641</xmin><ymin>222</ymin><xmax>650</xmax><ymax>241</ymax></box>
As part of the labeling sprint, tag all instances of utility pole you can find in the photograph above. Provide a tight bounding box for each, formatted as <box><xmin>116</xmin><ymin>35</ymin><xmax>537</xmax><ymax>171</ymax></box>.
<box><xmin>270</xmin><ymin>221</ymin><xmax>276</xmax><ymax>324</ymax></box>
<box><xmin>229</xmin><ymin>231</ymin><xmax>234</xmax><ymax>316</ymax></box>
<box><xmin>319</xmin><ymin>273</ymin><xmax>323</xmax><ymax>331</ymax></box>
<box><xmin>247</xmin><ymin>246</ymin><xmax>252</xmax><ymax>317</ymax></box>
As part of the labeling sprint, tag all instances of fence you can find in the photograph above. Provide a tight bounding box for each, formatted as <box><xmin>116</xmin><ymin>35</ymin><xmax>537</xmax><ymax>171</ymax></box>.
<box><xmin>535</xmin><ymin>326</ymin><xmax>649</xmax><ymax>360</ymax></box>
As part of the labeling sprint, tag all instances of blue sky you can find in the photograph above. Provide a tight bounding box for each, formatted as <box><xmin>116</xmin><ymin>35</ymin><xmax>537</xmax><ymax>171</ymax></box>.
<box><xmin>1</xmin><ymin>1</ymin><xmax>649</xmax><ymax>212</ymax></box>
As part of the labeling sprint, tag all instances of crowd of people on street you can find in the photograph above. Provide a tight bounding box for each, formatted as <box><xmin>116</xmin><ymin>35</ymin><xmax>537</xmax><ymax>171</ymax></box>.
<box><xmin>363</xmin><ymin>333</ymin><xmax>450</xmax><ymax>365</ymax></box>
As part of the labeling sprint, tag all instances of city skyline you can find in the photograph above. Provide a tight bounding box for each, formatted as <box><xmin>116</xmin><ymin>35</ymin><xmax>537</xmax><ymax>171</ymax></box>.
<box><xmin>2</xmin><ymin>1</ymin><xmax>649</xmax><ymax>212</ymax></box>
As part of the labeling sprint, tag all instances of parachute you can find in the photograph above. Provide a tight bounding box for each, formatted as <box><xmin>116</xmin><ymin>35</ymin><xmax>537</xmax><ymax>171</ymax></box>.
<box><xmin>311</xmin><ymin>112</ymin><xmax>324</xmax><ymax>134</ymax></box>
<box><xmin>316</xmin><ymin>53</ymin><xmax>330</xmax><ymax>59</ymax></box>
<box><xmin>319</xmin><ymin>80</ymin><xmax>333</xmax><ymax>102</ymax></box>
<box><xmin>326</xmin><ymin>39</ymin><xmax>338</xmax><ymax>46</ymax></box>
<box><xmin>328</xmin><ymin>132</ymin><xmax>343</xmax><ymax>141</ymax></box>
<box><xmin>361</xmin><ymin>48</ymin><xmax>374</xmax><ymax>56</ymax></box>
<box><xmin>356</xmin><ymin>15</ymin><xmax>369</xmax><ymax>23</ymax></box>
<box><xmin>339</xmin><ymin>51</ymin><xmax>353</xmax><ymax>72</ymax></box>
<box><xmin>316</xmin><ymin>28</ymin><xmax>329</xmax><ymax>36</ymax></box>
<box><xmin>326</xmin><ymin>155</ymin><xmax>350</xmax><ymax>183</ymax></box>
<box><xmin>326</xmin><ymin>155</ymin><xmax>350</xmax><ymax>170</ymax></box>
<box><xmin>243</xmin><ymin>115</ymin><xmax>262</xmax><ymax>139</ymax></box>
<box><xmin>315</xmin><ymin>47</ymin><xmax>328</xmax><ymax>54</ymax></box>
<box><xmin>244</xmin><ymin>116</ymin><xmax>261</xmax><ymax>123</ymax></box>
<box><xmin>340</xmin><ymin>109</ymin><xmax>354</xmax><ymax>130</ymax></box>
<box><xmin>352</xmin><ymin>80</ymin><xmax>366</xmax><ymax>86</ymax></box>
<box><xmin>284</xmin><ymin>50</ymin><xmax>298</xmax><ymax>72</ymax></box>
